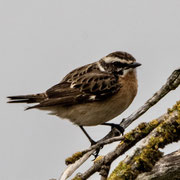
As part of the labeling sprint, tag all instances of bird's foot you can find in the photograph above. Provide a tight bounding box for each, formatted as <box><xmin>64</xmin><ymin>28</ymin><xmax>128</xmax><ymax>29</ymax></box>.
<box><xmin>79</xmin><ymin>126</ymin><xmax>104</xmax><ymax>159</ymax></box>
<box><xmin>90</xmin><ymin>139</ymin><xmax>97</xmax><ymax>146</ymax></box>
<box><xmin>102</xmin><ymin>123</ymin><xmax>124</xmax><ymax>135</ymax></box>
<box><xmin>91</xmin><ymin>142</ymin><xmax>104</xmax><ymax>160</ymax></box>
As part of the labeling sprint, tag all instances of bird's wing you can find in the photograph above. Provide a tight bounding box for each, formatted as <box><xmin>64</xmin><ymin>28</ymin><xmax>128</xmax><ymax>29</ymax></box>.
<box><xmin>27</xmin><ymin>71</ymin><xmax>121</xmax><ymax>109</ymax></box>
<box><xmin>8</xmin><ymin>63</ymin><xmax>122</xmax><ymax>109</ymax></box>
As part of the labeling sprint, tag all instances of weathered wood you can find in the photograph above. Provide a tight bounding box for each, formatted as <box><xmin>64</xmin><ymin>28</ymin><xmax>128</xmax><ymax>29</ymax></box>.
<box><xmin>136</xmin><ymin>150</ymin><xmax>180</xmax><ymax>180</ymax></box>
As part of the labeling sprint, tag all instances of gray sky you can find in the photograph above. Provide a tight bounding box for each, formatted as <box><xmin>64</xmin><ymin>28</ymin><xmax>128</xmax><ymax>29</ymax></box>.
<box><xmin>0</xmin><ymin>0</ymin><xmax>180</xmax><ymax>180</ymax></box>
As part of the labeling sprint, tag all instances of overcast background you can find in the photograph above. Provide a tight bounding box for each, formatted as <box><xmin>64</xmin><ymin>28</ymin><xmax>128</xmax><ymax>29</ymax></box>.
<box><xmin>0</xmin><ymin>0</ymin><xmax>180</xmax><ymax>180</ymax></box>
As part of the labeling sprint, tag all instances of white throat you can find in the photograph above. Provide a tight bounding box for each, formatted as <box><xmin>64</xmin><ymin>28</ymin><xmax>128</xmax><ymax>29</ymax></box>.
<box><xmin>122</xmin><ymin>68</ymin><xmax>137</xmax><ymax>77</ymax></box>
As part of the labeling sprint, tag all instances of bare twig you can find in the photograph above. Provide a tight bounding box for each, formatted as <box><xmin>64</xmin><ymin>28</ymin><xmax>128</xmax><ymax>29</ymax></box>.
<box><xmin>59</xmin><ymin>150</ymin><xmax>95</xmax><ymax>180</ymax></box>
<box><xmin>79</xmin><ymin>115</ymin><xmax>165</xmax><ymax>179</ymax></box>
<box><xmin>84</xmin><ymin>136</ymin><xmax>124</xmax><ymax>153</ymax></box>
<box><xmin>80</xmin><ymin>101</ymin><xmax>180</xmax><ymax>179</ymax></box>
<box><xmin>59</xmin><ymin>136</ymin><xmax>124</xmax><ymax>180</ymax></box>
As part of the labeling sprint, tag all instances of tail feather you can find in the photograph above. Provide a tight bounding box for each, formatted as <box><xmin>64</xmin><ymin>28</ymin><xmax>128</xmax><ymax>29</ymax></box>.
<box><xmin>7</xmin><ymin>93</ymin><xmax>47</xmax><ymax>104</ymax></box>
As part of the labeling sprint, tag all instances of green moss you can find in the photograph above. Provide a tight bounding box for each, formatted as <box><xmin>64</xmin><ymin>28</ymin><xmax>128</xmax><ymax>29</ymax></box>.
<box><xmin>123</xmin><ymin>119</ymin><xmax>161</xmax><ymax>144</ymax></box>
<box><xmin>168</xmin><ymin>100</ymin><xmax>180</xmax><ymax>115</ymax></box>
<box><xmin>109</xmin><ymin>145</ymin><xmax>163</xmax><ymax>180</ymax></box>
<box><xmin>149</xmin><ymin>119</ymin><xmax>159</xmax><ymax>127</ymax></box>
<box><xmin>109</xmin><ymin>162</ymin><xmax>136</xmax><ymax>180</ymax></box>
<box><xmin>108</xmin><ymin>101</ymin><xmax>180</xmax><ymax>180</ymax></box>
<box><xmin>72</xmin><ymin>176</ymin><xmax>82</xmax><ymax>180</ymax></box>
<box><xmin>94</xmin><ymin>155</ymin><xmax>104</xmax><ymax>163</ymax></box>
<box><xmin>123</xmin><ymin>131</ymin><xmax>136</xmax><ymax>142</ymax></box>
<box><xmin>134</xmin><ymin>147</ymin><xmax>163</xmax><ymax>171</ymax></box>
<box><xmin>65</xmin><ymin>151</ymin><xmax>86</xmax><ymax>165</ymax></box>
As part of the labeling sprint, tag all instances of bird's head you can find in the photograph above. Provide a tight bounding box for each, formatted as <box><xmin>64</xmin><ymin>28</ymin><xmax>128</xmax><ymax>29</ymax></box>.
<box><xmin>99</xmin><ymin>51</ymin><xmax>141</xmax><ymax>75</ymax></box>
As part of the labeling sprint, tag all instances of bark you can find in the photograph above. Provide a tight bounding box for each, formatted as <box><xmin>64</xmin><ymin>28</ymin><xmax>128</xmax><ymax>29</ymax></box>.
<box><xmin>136</xmin><ymin>149</ymin><xmax>180</xmax><ymax>180</ymax></box>
<box><xmin>108</xmin><ymin>102</ymin><xmax>180</xmax><ymax>179</ymax></box>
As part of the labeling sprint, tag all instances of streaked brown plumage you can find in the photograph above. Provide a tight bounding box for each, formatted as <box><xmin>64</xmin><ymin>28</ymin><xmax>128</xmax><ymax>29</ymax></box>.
<box><xmin>8</xmin><ymin>51</ymin><xmax>141</xmax><ymax>142</ymax></box>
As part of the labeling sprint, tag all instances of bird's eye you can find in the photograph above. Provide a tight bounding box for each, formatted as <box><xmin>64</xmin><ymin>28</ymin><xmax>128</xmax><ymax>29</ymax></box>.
<box><xmin>113</xmin><ymin>62</ymin><xmax>120</xmax><ymax>66</ymax></box>
<box><xmin>113</xmin><ymin>61</ymin><xmax>127</xmax><ymax>68</ymax></box>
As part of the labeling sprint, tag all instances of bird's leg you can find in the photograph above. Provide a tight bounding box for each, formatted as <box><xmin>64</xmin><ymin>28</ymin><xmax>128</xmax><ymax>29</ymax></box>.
<box><xmin>101</xmin><ymin>123</ymin><xmax>124</xmax><ymax>135</ymax></box>
<box><xmin>79</xmin><ymin>126</ymin><xmax>96</xmax><ymax>146</ymax></box>
<box><xmin>79</xmin><ymin>126</ymin><xmax>103</xmax><ymax>159</ymax></box>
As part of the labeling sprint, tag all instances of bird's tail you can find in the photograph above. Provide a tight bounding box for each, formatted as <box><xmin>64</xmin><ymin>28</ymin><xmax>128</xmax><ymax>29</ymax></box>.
<box><xmin>7</xmin><ymin>93</ymin><xmax>47</xmax><ymax>104</ymax></box>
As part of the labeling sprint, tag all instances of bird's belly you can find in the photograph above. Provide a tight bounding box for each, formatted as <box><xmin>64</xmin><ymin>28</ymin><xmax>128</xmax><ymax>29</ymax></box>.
<box><xmin>69</xmin><ymin>99</ymin><xmax>128</xmax><ymax>126</ymax></box>
<box><xmin>46</xmin><ymin>85</ymin><xmax>137</xmax><ymax>126</ymax></box>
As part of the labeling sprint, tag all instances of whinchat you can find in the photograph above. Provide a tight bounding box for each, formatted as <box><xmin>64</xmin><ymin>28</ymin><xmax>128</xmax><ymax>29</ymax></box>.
<box><xmin>8</xmin><ymin>51</ymin><xmax>141</xmax><ymax>144</ymax></box>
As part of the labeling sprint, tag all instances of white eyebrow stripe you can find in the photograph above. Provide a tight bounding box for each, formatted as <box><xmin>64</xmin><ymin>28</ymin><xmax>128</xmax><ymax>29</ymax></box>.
<box><xmin>97</xmin><ymin>62</ymin><xmax>105</xmax><ymax>72</ymax></box>
<box><xmin>103</xmin><ymin>57</ymin><xmax>133</xmax><ymax>64</ymax></box>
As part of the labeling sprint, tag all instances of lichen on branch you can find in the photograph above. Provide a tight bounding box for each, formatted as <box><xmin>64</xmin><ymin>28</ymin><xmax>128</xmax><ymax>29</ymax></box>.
<box><xmin>108</xmin><ymin>101</ymin><xmax>180</xmax><ymax>180</ymax></box>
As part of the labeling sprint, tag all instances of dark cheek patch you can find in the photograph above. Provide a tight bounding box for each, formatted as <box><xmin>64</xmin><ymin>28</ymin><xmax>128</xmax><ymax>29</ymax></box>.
<box><xmin>113</xmin><ymin>61</ymin><xmax>127</xmax><ymax>68</ymax></box>
<box><xmin>117</xmin><ymin>69</ymin><xmax>123</xmax><ymax>75</ymax></box>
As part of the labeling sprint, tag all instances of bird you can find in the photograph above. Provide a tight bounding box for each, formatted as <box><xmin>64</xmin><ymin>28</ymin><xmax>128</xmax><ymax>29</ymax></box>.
<box><xmin>7</xmin><ymin>51</ymin><xmax>141</xmax><ymax>145</ymax></box>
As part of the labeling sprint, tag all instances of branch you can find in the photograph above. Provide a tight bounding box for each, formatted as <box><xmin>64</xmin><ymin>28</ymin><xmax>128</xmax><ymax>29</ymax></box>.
<box><xmin>59</xmin><ymin>136</ymin><xmax>124</xmax><ymax>180</ymax></box>
<box><xmin>136</xmin><ymin>149</ymin><xmax>180</xmax><ymax>180</ymax></box>
<box><xmin>78</xmin><ymin>113</ymin><xmax>167</xmax><ymax>179</ymax></box>
<box><xmin>100</xmin><ymin>164</ymin><xmax>110</xmax><ymax>180</ymax></box>
<box><xmin>108</xmin><ymin>102</ymin><xmax>180</xmax><ymax>179</ymax></box>
<box><xmin>59</xmin><ymin>150</ymin><xmax>95</xmax><ymax>180</ymax></box>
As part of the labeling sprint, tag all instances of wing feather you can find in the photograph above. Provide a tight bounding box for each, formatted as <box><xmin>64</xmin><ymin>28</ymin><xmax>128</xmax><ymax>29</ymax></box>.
<box><xmin>30</xmin><ymin>71</ymin><xmax>121</xmax><ymax>109</ymax></box>
<box><xmin>21</xmin><ymin>63</ymin><xmax>122</xmax><ymax>109</ymax></box>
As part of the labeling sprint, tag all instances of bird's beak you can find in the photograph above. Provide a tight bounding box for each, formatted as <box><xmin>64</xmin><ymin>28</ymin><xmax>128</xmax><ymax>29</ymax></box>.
<box><xmin>129</xmin><ymin>62</ymin><xmax>142</xmax><ymax>68</ymax></box>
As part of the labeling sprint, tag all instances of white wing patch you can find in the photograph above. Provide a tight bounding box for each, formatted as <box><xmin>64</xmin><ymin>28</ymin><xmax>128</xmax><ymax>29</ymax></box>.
<box><xmin>70</xmin><ymin>82</ymin><xmax>76</xmax><ymax>88</ymax></box>
<box><xmin>89</xmin><ymin>95</ymin><xmax>96</xmax><ymax>100</ymax></box>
